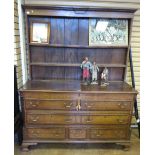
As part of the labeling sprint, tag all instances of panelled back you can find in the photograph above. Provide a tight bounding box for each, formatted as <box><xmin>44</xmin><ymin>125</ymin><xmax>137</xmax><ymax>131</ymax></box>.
<box><xmin>28</xmin><ymin>17</ymin><xmax>128</xmax><ymax>80</ymax></box>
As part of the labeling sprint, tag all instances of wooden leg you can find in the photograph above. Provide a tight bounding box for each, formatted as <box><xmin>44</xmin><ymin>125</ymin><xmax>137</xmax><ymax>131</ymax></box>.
<box><xmin>123</xmin><ymin>144</ymin><xmax>130</xmax><ymax>151</ymax></box>
<box><xmin>21</xmin><ymin>142</ymin><xmax>37</xmax><ymax>152</ymax></box>
<box><xmin>116</xmin><ymin>142</ymin><xmax>130</xmax><ymax>151</ymax></box>
<box><xmin>21</xmin><ymin>143</ymin><xmax>29</xmax><ymax>152</ymax></box>
<box><xmin>17</xmin><ymin>126</ymin><xmax>23</xmax><ymax>145</ymax></box>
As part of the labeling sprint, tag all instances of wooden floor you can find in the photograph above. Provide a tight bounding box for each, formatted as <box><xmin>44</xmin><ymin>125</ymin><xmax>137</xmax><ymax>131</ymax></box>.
<box><xmin>14</xmin><ymin>129</ymin><xmax>139</xmax><ymax>155</ymax></box>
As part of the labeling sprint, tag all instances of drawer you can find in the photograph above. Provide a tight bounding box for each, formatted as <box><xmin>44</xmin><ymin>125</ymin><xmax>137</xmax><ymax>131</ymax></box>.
<box><xmin>22</xmin><ymin>92</ymin><xmax>78</xmax><ymax>100</ymax></box>
<box><xmin>27</xmin><ymin>114</ymin><xmax>80</xmax><ymax>125</ymax></box>
<box><xmin>83</xmin><ymin>115</ymin><xmax>129</xmax><ymax>125</ymax></box>
<box><xmin>26</xmin><ymin>114</ymin><xmax>129</xmax><ymax>125</ymax></box>
<box><xmin>89</xmin><ymin>128</ymin><xmax>128</xmax><ymax>139</ymax></box>
<box><xmin>69</xmin><ymin>128</ymin><xmax>87</xmax><ymax>139</ymax></box>
<box><xmin>26</xmin><ymin>128</ymin><xmax>65</xmax><ymax>139</ymax></box>
<box><xmin>81</xmin><ymin>101</ymin><xmax>131</xmax><ymax>111</ymax></box>
<box><xmin>25</xmin><ymin>99</ymin><xmax>77</xmax><ymax>110</ymax></box>
<box><xmin>80</xmin><ymin>93</ymin><xmax>134</xmax><ymax>101</ymax></box>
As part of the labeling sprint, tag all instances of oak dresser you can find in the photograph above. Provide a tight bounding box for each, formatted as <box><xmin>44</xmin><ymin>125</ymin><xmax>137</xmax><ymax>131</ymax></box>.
<box><xmin>20</xmin><ymin>5</ymin><xmax>138</xmax><ymax>151</ymax></box>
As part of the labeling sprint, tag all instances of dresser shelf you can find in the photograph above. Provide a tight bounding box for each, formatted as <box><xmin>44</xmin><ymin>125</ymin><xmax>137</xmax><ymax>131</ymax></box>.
<box><xmin>29</xmin><ymin>43</ymin><xmax>128</xmax><ymax>49</ymax></box>
<box><xmin>30</xmin><ymin>62</ymin><xmax>126</xmax><ymax>68</ymax></box>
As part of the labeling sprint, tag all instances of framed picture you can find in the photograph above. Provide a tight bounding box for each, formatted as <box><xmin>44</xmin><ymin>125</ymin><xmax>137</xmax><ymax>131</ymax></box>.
<box><xmin>30</xmin><ymin>21</ymin><xmax>50</xmax><ymax>44</ymax></box>
<box><xmin>89</xmin><ymin>19</ymin><xmax>128</xmax><ymax>46</ymax></box>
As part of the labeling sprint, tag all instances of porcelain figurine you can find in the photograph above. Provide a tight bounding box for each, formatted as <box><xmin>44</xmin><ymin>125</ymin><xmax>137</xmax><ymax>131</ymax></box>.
<box><xmin>101</xmin><ymin>67</ymin><xmax>109</xmax><ymax>86</ymax></box>
<box><xmin>80</xmin><ymin>57</ymin><xmax>92</xmax><ymax>85</ymax></box>
<box><xmin>91</xmin><ymin>61</ymin><xmax>99</xmax><ymax>84</ymax></box>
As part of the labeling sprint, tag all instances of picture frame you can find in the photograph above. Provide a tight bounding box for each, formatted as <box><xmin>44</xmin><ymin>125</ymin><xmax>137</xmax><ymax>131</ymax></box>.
<box><xmin>30</xmin><ymin>21</ymin><xmax>50</xmax><ymax>44</ymax></box>
<box><xmin>89</xmin><ymin>19</ymin><xmax>128</xmax><ymax>46</ymax></box>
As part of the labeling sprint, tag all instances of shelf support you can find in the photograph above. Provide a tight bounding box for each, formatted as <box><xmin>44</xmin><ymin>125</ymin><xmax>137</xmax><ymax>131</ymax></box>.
<box><xmin>129</xmin><ymin>47</ymin><xmax>140</xmax><ymax>138</ymax></box>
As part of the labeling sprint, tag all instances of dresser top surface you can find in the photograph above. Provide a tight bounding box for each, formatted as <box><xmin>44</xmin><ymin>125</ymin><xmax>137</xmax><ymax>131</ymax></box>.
<box><xmin>20</xmin><ymin>80</ymin><xmax>137</xmax><ymax>93</ymax></box>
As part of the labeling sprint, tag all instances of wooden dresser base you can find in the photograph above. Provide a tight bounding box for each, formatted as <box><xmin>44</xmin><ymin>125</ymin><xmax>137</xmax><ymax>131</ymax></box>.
<box><xmin>20</xmin><ymin>80</ymin><xmax>137</xmax><ymax>152</ymax></box>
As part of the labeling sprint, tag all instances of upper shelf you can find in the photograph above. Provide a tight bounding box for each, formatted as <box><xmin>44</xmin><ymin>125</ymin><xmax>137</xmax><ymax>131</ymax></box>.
<box><xmin>29</xmin><ymin>43</ymin><xmax>128</xmax><ymax>49</ymax></box>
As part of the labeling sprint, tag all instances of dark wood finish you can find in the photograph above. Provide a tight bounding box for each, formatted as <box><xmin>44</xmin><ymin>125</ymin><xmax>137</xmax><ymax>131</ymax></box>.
<box><xmin>124</xmin><ymin>19</ymin><xmax>133</xmax><ymax>81</ymax></box>
<box><xmin>26</xmin><ymin>113</ymin><xmax>129</xmax><ymax>125</ymax></box>
<box><xmin>29</xmin><ymin>43</ymin><xmax>128</xmax><ymax>48</ymax></box>
<box><xmin>30</xmin><ymin>62</ymin><xmax>126</xmax><ymax>67</ymax></box>
<box><xmin>28</xmin><ymin>16</ymin><xmax>128</xmax><ymax>80</ymax></box>
<box><xmin>25</xmin><ymin>99</ymin><xmax>131</xmax><ymax>111</ymax></box>
<box><xmin>21</xmin><ymin>6</ymin><xmax>137</xmax><ymax>151</ymax></box>
<box><xmin>89</xmin><ymin>128</ymin><xmax>128</xmax><ymax>139</ymax></box>
<box><xmin>31</xmin><ymin>66</ymin><xmax>125</xmax><ymax>81</ymax></box>
<box><xmin>25</xmin><ymin>8</ymin><xmax>134</xmax><ymax>18</ymax></box>
<box><xmin>21</xmin><ymin>80</ymin><xmax>136</xmax><ymax>93</ymax></box>
<box><xmin>129</xmin><ymin>47</ymin><xmax>140</xmax><ymax>137</ymax></box>
<box><xmin>23</xmin><ymin>5</ymin><xmax>137</xmax><ymax>13</ymax></box>
<box><xmin>20</xmin><ymin>80</ymin><xmax>137</xmax><ymax>150</ymax></box>
<box><xmin>26</xmin><ymin>128</ymin><xmax>65</xmax><ymax>139</ymax></box>
<box><xmin>25</xmin><ymin>99</ymin><xmax>77</xmax><ymax>110</ymax></box>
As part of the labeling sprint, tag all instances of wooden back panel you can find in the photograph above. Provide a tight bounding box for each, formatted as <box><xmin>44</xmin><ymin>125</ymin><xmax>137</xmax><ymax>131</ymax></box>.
<box><xmin>28</xmin><ymin>16</ymin><xmax>128</xmax><ymax>81</ymax></box>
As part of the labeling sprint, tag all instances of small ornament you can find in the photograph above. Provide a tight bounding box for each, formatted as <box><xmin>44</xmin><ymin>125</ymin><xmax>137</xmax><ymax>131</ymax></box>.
<box><xmin>91</xmin><ymin>61</ymin><xmax>99</xmax><ymax>84</ymax></box>
<box><xmin>80</xmin><ymin>57</ymin><xmax>92</xmax><ymax>85</ymax></box>
<box><xmin>101</xmin><ymin>67</ymin><xmax>109</xmax><ymax>86</ymax></box>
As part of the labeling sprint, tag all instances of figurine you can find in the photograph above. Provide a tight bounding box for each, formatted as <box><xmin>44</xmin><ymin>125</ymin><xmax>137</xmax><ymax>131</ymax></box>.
<box><xmin>91</xmin><ymin>61</ymin><xmax>99</xmax><ymax>84</ymax></box>
<box><xmin>101</xmin><ymin>67</ymin><xmax>109</xmax><ymax>86</ymax></box>
<box><xmin>80</xmin><ymin>57</ymin><xmax>92</xmax><ymax>85</ymax></box>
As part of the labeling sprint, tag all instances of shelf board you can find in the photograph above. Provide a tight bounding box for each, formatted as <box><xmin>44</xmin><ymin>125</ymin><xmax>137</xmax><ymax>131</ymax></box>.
<box><xmin>30</xmin><ymin>63</ymin><xmax>126</xmax><ymax>67</ymax></box>
<box><xmin>29</xmin><ymin>43</ymin><xmax>128</xmax><ymax>49</ymax></box>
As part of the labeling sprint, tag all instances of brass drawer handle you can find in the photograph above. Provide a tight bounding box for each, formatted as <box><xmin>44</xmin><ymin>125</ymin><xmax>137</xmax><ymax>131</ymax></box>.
<box><xmin>86</xmin><ymin>120</ymin><xmax>92</xmax><ymax>123</ymax></box>
<box><xmin>31</xmin><ymin>134</ymin><xmax>39</xmax><ymax>137</ymax></box>
<box><xmin>31</xmin><ymin>116</ymin><xmax>39</xmax><ymax>122</ymax></box>
<box><xmin>31</xmin><ymin>130</ymin><xmax>40</xmax><ymax>134</ymax></box>
<box><xmin>96</xmin><ymin>134</ymin><xmax>101</xmax><ymax>137</ymax></box>
<box><xmin>118</xmin><ymin>103</ymin><xmax>128</xmax><ymax>109</ymax></box>
<box><xmin>30</xmin><ymin>101</ymin><xmax>39</xmax><ymax>107</ymax></box>
<box><xmin>118</xmin><ymin>120</ymin><xmax>124</xmax><ymax>123</ymax></box>
<box><xmin>66</xmin><ymin>105</ymin><xmax>71</xmax><ymax>108</ymax></box>
<box><xmin>64</xmin><ymin>102</ymin><xmax>73</xmax><ymax>108</ymax></box>
<box><xmin>85</xmin><ymin>103</ymin><xmax>92</xmax><ymax>108</ymax></box>
<box><xmin>120</xmin><ymin>105</ymin><xmax>125</xmax><ymax>109</ymax></box>
<box><xmin>65</xmin><ymin>119</ymin><xmax>72</xmax><ymax>123</ymax></box>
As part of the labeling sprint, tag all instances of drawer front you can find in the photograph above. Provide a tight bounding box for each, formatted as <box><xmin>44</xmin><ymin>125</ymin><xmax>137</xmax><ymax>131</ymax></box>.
<box><xmin>83</xmin><ymin>115</ymin><xmax>129</xmax><ymax>125</ymax></box>
<box><xmin>23</xmin><ymin>92</ymin><xmax>78</xmax><ymax>100</ymax></box>
<box><xmin>25</xmin><ymin>99</ymin><xmax>77</xmax><ymax>110</ymax></box>
<box><xmin>27</xmin><ymin>114</ymin><xmax>81</xmax><ymax>125</ymax></box>
<box><xmin>69</xmin><ymin>128</ymin><xmax>87</xmax><ymax>139</ymax></box>
<box><xmin>81</xmin><ymin>101</ymin><xmax>131</xmax><ymax>111</ymax></box>
<box><xmin>25</xmin><ymin>126</ymin><xmax>129</xmax><ymax>140</ymax></box>
<box><xmin>80</xmin><ymin>93</ymin><xmax>134</xmax><ymax>101</ymax></box>
<box><xmin>90</xmin><ymin>128</ymin><xmax>128</xmax><ymax>139</ymax></box>
<box><xmin>26</xmin><ymin>114</ymin><xmax>129</xmax><ymax>125</ymax></box>
<box><xmin>26</xmin><ymin>128</ymin><xmax>65</xmax><ymax>139</ymax></box>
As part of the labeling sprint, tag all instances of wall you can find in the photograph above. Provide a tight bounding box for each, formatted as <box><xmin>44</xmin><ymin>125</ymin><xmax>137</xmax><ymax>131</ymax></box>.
<box><xmin>14</xmin><ymin>0</ymin><xmax>23</xmax><ymax>89</ymax></box>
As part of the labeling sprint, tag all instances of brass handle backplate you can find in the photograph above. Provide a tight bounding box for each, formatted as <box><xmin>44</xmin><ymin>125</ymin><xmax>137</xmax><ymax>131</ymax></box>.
<box><xmin>64</xmin><ymin>102</ymin><xmax>73</xmax><ymax>108</ymax></box>
<box><xmin>29</xmin><ymin>101</ymin><xmax>39</xmax><ymax>107</ymax></box>
<box><xmin>30</xmin><ymin>116</ymin><xmax>39</xmax><ymax>122</ymax></box>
